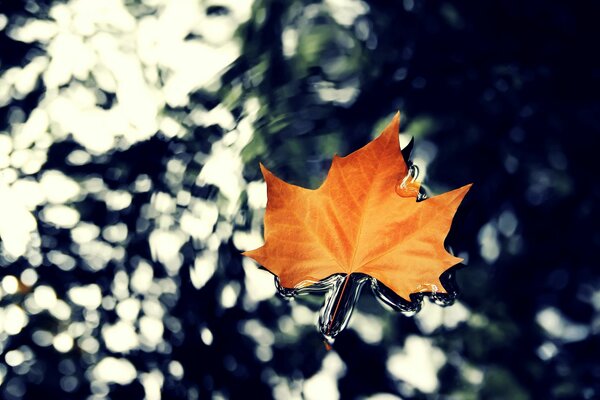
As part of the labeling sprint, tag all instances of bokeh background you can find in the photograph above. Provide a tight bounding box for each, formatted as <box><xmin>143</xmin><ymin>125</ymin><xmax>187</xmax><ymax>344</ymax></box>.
<box><xmin>1</xmin><ymin>0</ymin><xmax>599</xmax><ymax>399</ymax></box>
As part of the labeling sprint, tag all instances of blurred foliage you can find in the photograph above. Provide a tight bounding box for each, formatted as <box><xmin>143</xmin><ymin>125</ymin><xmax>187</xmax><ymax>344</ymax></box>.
<box><xmin>1</xmin><ymin>0</ymin><xmax>600</xmax><ymax>399</ymax></box>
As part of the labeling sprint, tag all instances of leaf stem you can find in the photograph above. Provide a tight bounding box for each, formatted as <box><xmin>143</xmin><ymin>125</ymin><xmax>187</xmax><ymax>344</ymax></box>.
<box><xmin>327</xmin><ymin>274</ymin><xmax>350</xmax><ymax>337</ymax></box>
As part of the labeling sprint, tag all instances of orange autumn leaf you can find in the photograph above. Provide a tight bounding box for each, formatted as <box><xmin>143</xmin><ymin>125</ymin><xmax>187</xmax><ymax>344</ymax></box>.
<box><xmin>244</xmin><ymin>113</ymin><xmax>471</xmax><ymax>301</ymax></box>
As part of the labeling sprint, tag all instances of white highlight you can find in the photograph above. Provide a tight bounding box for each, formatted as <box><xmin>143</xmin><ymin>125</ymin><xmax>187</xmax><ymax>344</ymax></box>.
<box><xmin>53</xmin><ymin>332</ymin><xmax>74</xmax><ymax>353</ymax></box>
<box><xmin>536</xmin><ymin>307</ymin><xmax>589</xmax><ymax>342</ymax></box>
<box><xmin>415</xmin><ymin>299</ymin><xmax>470</xmax><ymax>334</ymax></box>
<box><xmin>387</xmin><ymin>335</ymin><xmax>446</xmax><ymax>393</ymax></box>
<box><xmin>0</xmin><ymin>305</ymin><xmax>29</xmax><ymax>335</ymax></box>
<box><xmin>93</xmin><ymin>357</ymin><xmax>137</xmax><ymax>384</ymax></box>
<box><xmin>0</xmin><ymin>183</ymin><xmax>37</xmax><ymax>259</ymax></box>
<box><xmin>68</xmin><ymin>284</ymin><xmax>102</xmax><ymax>309</ymax></box>
<box><xmin>303</xmin><ymin>352</ymin><xmax>346</xmax><ymax>400</ymax></box>
<box><xmin>102</xmin><ymin>321</ymin><xmax>139</xmax><ymax>353</ymax></box>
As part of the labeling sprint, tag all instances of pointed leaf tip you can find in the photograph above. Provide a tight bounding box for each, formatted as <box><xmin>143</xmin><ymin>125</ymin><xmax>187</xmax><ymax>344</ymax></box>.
<box><xmin>258</xmin><ymin>162</ymin><xmax>274</xmax><ymax>180</ymax></box>
<box><xmin>390</xmin><ymin>111</ymin><xmax>401</xmax><ymax>131</ymax></box>
<box><xmin>457</xmin><ymin>183</ymin><xmax>474</xmax><ymax>199</ymax></box>
<box><xmin>376</xmin><ymin>112</ymin><xmax>403</xmax><ymax>155</ymax></box>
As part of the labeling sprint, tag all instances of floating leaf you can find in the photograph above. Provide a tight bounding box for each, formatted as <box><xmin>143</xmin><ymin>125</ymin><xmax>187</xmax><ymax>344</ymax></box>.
<box><xmin>244</xmin><ymin>113</ymin><xmax>471</xmax><ymax>342</ymax></box>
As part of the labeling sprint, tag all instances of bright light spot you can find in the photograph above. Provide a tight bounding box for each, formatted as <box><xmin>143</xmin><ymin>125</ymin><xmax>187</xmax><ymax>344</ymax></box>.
<box><xmin>10</xmin><ymin>179</ymin><xmax>45</xmax><ymax>210</ymax></box>
<box><xmin>324</xmin><ymin>0</ymin><xmax>369</xmax><ymax>26</ymax></box>
<box><xmin>102</xmin><ymin>321</ymin><xmax>139</xmax><ymax>353</ymax></box>
<box><xmin>190</xmin><ymin>253</ymin><xmax>218</xmax><ymax>290</ymax></box>
<box><xmin>415</xmin><ymin>301</ymin><xmax>444</xmax><ymax>333</ymax></box>
<box><xmin>349</xmin><ymin>311</ymin><xmax>383</xmax><ymax>344</ymax></box>
<box><xmin>113</xmin><ymin>270</ymin><xmax>130</xmax><ymax>300</ymax></box>
<box><xmin>537</xmin><ymin>341</ymin><xmax>558</xmax><ymax>360</ymax></box>
<box><xmin>131</xmin><ymin>261</ymin><xmax>154</xmax><ymax>293</ymax></box>
<box><xmin>2</xmin><ymin>275</ymin><xmax>19</xmax><ymax>294</ymax></box>
<box><xmin>241</xmin><ymin>320</ymin><xmax>274</xmax><ymax>347</ymax></box>
<box><xmin>0</xmin><ymin>135</ymin><xmax>12</xmax><ymax>154</ymax></box>
<box><xmin>233</xmin><ymin>230</ymin><xmax>263</xmax><ymax>252</ymax></box>
<box><xmin>364</xmin><ymin>394</ymin><xmax>403</xmax><ymax>400</ymax></box>
<box><xmin>160</xmin><ymin>116</ymin><xmax>183</xmax><ymax>138</ymax></box>
<box><xmin>68</xmin><ymin>321</ymin><xmax>86</xmax><ymax>337</ymax></box>
<box><xmin>9</xmin><ymin>57</ymin><xmax>49</xmax><ymax>99</ymax></box>
<box><xmin>71</xmin><ymin>222</ymin><xmax>100</xmax><ymax>243</ymax></box>
<box><xmin>1</xmin><ymin>305</ymin><xmax>28</xmax><ymax>335</ymax></box>
<box><xmin>151</xmin><ymin>191</ymin><xmax>175</xmax><ymax>214</ymax></box>
<box><xmin>443</xmin><ymin>301</ymin><xmax>470</xmax><ymax>329</ymax></box>
<box><xmin>142</xmin><ymin>298</ymin><xmax>164</xmax><ymax>318</ymax></box>
<box><xmin>168</xmin><ymin>361</ymin><xmax>184</xmax><ymax>379</ymax></box>
<box><xmin>9</xmin><ymin>16</ymin><xmax>56</xmax><ymax>42</ymax></box>
<box><xmin>81</xmin><ymin>176</ymin><xmax>104</xmax><ymax>194</ymax></box>
<box><xmin>242</xmin><ymin>258</ymin><xmax>275</xmax><ymax>303</ymax></box>
<box><xmin>48</xmin><ymin>250</ymin><xmax>76</xmax><ymax>271</ymax></box>
<box><xmin>0</xmin><ymin>183</ymin><xmax>37</xmax><ymax>258</ymax></box>
<box><xmin>116</xmin><ymin>298</ymin><xmax>140</xmax><ymax>321</ymax></box>
<box><xmin>303</xmin><ymin>352</ymin><xmax>346</xmax><ymax>400</ymax></box>
<box><xmin>41</xmin><ymin>204</ymin><xmax>81</xmax><ymax>228</ymax></box>
<box><xmin>316</xmin><ymin>81</ymin><xmax>360</xmax><ymax>106</ymax></box>
<box><xmin>462</xmin><ymin>364</ymin><xmax>484</xmax><ymax>385</ymax></box>
<box><xmin>68</xmin><ymin>284</ymin><xmax>102</xmax><ymax>309</ymax></box>
<box><xmin>201</xmin><ymin>327</ymin><xmax>213</xmax><ymax>346</ymax></box>
<box><xmin>79</xmin><ymin>240</ymin><xmax>114</xmax><ymax>271</ymax></box>
<box><xmin>149</xmin><ymin>229</ymin><xmax>185</xmax><ymax>272</ymax></box>
<box><xmin>14</xmin><ymin>108</ymin><xmax>49</xmax><ymax>149</ymax></box>
<box><xmin>49</xmin><ymin>300</ymin><xmax>72</xmax><ymax>320</ymax></box>
<box><xmin>140</xmin><ymin>316</ymin><xmax>164</xmax><ymax>347</ymax></box>
<box><xmin>281</xmin><ymin>27</ymin><xmax>298</xmax><ymax>57</ymax></box>
<box><xmin>536</xmin><ymin>307</ymin><xmax>589</xmax><ymax>342</ymax></box>
<box><xmin>24</xmin><ymin>295</ymin><xmax>43</xmax><ymax>314</ymax></box>
<box><xmin>197</xmin><ymin>145</ymin><xmax>244</xmax><ymax>211</ymax></box>
<box><xmin>102</xmin><ymin>223</ymin><xmax>128</xmax><ymax>243</ymax></box>
<box><xmin>16</xmin><ymin>149</ymin><xmax>47</xmax><ymax>175</ymax></box>
<box><xmin>40</xmin><ymin>170</ymin><xmax>80</xmax><ymax>203</ymax></box>
<box><xmin>273</xmin><ymin>379</ymin><xmax>302</xmax><ymax>400</ymax></box>
<box><xmin>79</xmin><ymin>337</ymin><xmax>100</xmax><ymax>354</ymax></box>
<box><xmin>140</xmin><ymin>370</ymin><xmax>164</xmax><ymax>400</ymax></box>
<box><xmin>66</xmin><ymin>149</ymin><xmax>91</xmax><ymax>165</ymax></box>
<box><xmin>20</xmin><ymin>269</ymin><xmax>38</xmax><ymax>286</ymax></box>
<box><xmin>93</xmin><ymin>357</ymin><xmax>137</xmax><ymax>385</ymax></box>
<box><xmin>387</xmin><ymin>335</ymin><xmax>446</xmax><ymax>393</ymax></box>
<box><xmin>134</xmin><ymin>174</ymin><xmax>152</xmax><ymax>192</ymax></box>
<box><xmin>292</xmin><ymin>304</ymin><xmax>315</xmax><ymax>325</ymax></box>
<box><xmin>220</xmin><ymin>283</ymin><xmax>239</xmax><ymax>309</ymax></box>
<box><xmin>53</xmin><ymin>332</ymin><xmax>74</xmax><ymax>353</ymax></box>
<box><xmin>180</xmin><ymin>200</ymin><xmax>219</xmax><ymax>241</ymax></box>
<box><xmin>277</xmin><ymin>316</ymin><xmax>296</xmax><ymax>336</ymax></box>
<box><xmin>0</xmin><ymin>167</ymin><xmax>18</xmax><ymax>183</ymax></box>
<box><xmin>415</xmin><ymin>300</ymin><xmax>470</xmax><ymax>334</ymax></box>
<box><xmin>256</xmin><ymin>345</ymin><xmax>273</xmax><ymax>363</ymax></box>
<box><xmin>33</xmin><ymin>285</ymin><xmax>57</xmax><ymax>309</ymax></box>
<box><xmin>246</xmin><ymin>180</ymin><xmax>267</xmax><ymax>210</ymax></box>
<box><xmin>478</xmin><ymin>222</ymin><xmax>500</xmax><ymax>264</ymax></box>
<box><xmin>5</xmin><ymin>350</ymin><xmax>25</xmax><ymax>367</ymax></box>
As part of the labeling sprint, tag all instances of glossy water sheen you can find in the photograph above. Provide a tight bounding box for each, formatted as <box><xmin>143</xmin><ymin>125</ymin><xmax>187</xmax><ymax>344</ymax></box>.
<box><xmin>276</xmin><ymin>271</ymin><xmax>456</xmax><ymax>345</ymax></box>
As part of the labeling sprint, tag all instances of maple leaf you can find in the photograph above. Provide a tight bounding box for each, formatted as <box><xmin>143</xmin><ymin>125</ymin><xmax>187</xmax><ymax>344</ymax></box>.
<box><xmin>244</xmin><ymin>113</ymin><xmax>471</xmax><ymax>302</ymax></box>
